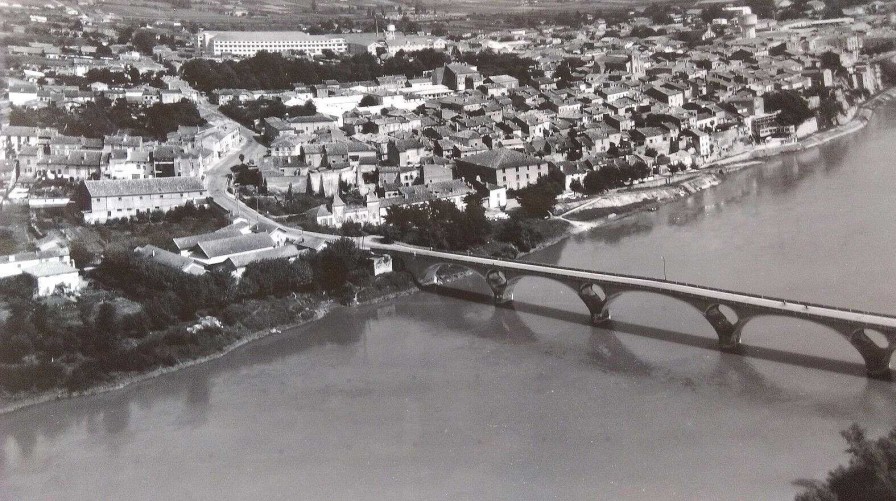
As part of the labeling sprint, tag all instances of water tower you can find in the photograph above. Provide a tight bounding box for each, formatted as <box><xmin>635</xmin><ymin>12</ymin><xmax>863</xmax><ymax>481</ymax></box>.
<box><xmin>739</xmin><ymin>13</ymin><xmax>758</xmax><ymax>39</ymax></box>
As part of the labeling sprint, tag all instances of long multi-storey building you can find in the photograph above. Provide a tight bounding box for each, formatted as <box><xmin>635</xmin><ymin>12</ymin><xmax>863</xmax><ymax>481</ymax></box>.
<box><xmin>82</xmin><ymin>177</ymin><xmax>208</xmax><ymax>224</ymax></box>
<box><xmin>196</xmin><ymin>31</ymin><xmax>347</xmax><ymax>57</ymax></box>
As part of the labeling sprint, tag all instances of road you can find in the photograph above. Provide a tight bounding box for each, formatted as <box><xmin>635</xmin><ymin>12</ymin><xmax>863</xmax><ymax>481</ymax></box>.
<box><xmin>189</xmin><ymin>88</ymin><xmax>343</xmax><ymax>246</ymax></box>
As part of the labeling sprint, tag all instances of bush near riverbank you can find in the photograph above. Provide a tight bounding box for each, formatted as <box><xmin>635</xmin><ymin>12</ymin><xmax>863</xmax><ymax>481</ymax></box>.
<box><xmin>796</xmin><ymin>424</ymin><xmax>896</xmax><ymax>501</ymax></box>
<box><xmin>0</xmin><ymin>237</ymin><xmax>413</xmax><ymax>398</ymax></box>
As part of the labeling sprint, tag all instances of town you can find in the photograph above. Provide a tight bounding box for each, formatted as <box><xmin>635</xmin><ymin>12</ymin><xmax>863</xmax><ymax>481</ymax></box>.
<box><xmin>1</xmin><ymin>0</ymin><xmax>895</xmax><ymax>406</ymax></box>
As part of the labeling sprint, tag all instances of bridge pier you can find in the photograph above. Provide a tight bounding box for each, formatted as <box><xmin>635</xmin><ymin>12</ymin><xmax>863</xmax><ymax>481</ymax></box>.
<box><xmin>486</xmin><ymin>269</ymin><xmax>513</xmax><ymax>305</ymax></box>
<box><xmin>848</xmin><ymin>328</ymin><xmax>895</xmax><ymax>379</ymax></box>
<box><xmin>578</xmin><ymin>283</ymin><xmax>611</xmax><ymax>325</ymax></box>
<box><xmin>704</xmin><ymin>304</ymin><xmax>745</xmax><ymax>350</ymax></box>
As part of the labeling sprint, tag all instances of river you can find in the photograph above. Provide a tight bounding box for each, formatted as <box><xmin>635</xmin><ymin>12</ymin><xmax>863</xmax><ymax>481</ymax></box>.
<box><xmin>3</xmin><ymin>103</ymin><xmax>896</xmax><ymax>500</ymax></box>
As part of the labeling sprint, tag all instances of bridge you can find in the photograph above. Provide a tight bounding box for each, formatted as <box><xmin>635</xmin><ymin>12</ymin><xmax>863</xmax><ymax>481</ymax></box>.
<box><xmin>378</xmin><ymin>245</ymin><xmax>896</xmax><ymax>379</ymax></box>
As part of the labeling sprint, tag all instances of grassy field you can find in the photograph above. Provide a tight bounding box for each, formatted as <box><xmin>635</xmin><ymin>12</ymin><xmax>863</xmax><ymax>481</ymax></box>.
<box><xmin>71</xmin><ymin>0</ymin><xmax>654</xmax><ymax>26</ymax></box>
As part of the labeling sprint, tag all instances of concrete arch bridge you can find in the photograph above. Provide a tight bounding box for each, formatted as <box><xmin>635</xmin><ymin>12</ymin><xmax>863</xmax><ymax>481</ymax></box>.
<box><xmin>382</xmin><ymin>246</ymin><xmax>896</xmax><ymax>379</ymax></box>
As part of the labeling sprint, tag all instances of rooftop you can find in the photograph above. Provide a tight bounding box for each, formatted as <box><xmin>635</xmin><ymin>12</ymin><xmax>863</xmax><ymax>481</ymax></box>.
<box><xmin>458</xmin><ymin>148</ymin><xmax>543</xmax><ymax>170</ymax></box>
<box><xmin>85</xmin><ymin>178</ymin><xmax>205</xmax><ymax>198</ymax></box>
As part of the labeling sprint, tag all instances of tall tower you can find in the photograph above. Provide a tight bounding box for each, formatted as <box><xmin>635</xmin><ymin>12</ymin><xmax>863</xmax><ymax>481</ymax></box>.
<box><xmin>740</xmin><ymin>13</ymin><xmax>758</xmax><ymax>39</ymax></box>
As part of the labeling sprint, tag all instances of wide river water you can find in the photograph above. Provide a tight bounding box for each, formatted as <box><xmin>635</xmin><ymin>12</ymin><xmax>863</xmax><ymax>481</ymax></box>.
<box><xmin>3</xmin><ymin>103</ymin><xmax>896</xmax><ymax>500</ymax></box>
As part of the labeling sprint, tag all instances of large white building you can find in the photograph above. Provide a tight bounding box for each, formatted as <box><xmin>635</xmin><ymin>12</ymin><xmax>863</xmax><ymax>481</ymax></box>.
<box><xmin>197</xmin><ymin>31</ymin><xmax>347</xmax><ymax>57</ymax></box>
<box><xmin>82</xmin><ymin>177</ymin><xmax>208</xmax><ymax>224</ymax></box>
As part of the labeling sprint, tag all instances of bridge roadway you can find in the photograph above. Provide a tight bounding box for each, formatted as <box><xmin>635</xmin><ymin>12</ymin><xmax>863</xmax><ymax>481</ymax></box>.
<box><xmin>377</xmin><ymin>244</ymin><xmax>896</xmax><ymax>378</ymax></box>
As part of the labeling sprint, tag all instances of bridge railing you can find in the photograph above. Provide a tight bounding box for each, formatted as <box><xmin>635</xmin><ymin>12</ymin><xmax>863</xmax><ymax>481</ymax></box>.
<box><xmin>386</xmin><ymin>247</ymin><xmax>896</xmax><ymax>320</ymax></box>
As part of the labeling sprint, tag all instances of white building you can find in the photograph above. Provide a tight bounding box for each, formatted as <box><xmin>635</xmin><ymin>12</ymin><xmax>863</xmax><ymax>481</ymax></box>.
<box><xmin>197</xmin><ymin>31</ymin><xmax>347</xmax><ymax>57</ymax></box>
<box><xmin>25</xmin><ymin>262</ymin><xmax>84</xmax><ymax>297</ymax></box>
<box><xmin>83</xmin><ymin>177</ymin><xmax>208</xmax><ymax>223</ymax></box>
<box><xmin>0</xmin><ymin>248</ymin><xmax>72</xmax><ymax>279</ymax></box>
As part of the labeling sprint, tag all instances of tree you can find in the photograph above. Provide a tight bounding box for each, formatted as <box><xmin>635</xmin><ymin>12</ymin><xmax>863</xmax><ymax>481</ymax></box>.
<box><xmin>764</xmin><ymin>91</ymin><xmax>813</xmax><ymax>127</ymax></box>
<box><xmin>358</xmin><ymin>95</ymin><xmax>378</xmax><ymax>107</ymax></box>
<box><xmin>515</xmin><ymin>170</ymin><xmax>564</xmax><ymax>218</ymax></box>
<box><xmin>495</xmin><ymin>218</ymin><xmax>543</xmax><ymax>253</ymax></box>
<box><xmin>132</xmin><ymin>29</ymin><xmax>157</xmax><ymax>56</ymax></box>
<box><xmin>796</xmin><ymin>424</ymin><xmax>896</xmax><ymax>501</ymax></box>
<box><xmin>315</xmin><ymin>237</ymin><xmax>361</xmax><ymax>290</ymax></box>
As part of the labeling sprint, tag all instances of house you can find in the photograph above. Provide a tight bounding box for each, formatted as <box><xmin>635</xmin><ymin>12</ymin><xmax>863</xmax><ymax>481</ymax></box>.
<box><xmin>134</xmin><ymin>244</ymin><xmax>207</xmax><ymax>275</ymax></box>
<box><xmin>24</xmin><ymin>262</ymin><xmax>84</xmax><ymax>297</ymax></box>
<box><xmin>630</xmin><ymin>127</ymin><xmax>670</xmax><ymax>154</ymax></box>
<box><xmin>0</xmin><ymin>247</ymin><xmax>72</xmax><ymax>279</ymax></box>
<box><xmin>308</xmin><ymin>192</ymin><xmax>381</xmax><ymax>228</ymax></box>
<box><xmin>172</xmin><ymin>228</ymin><xmax>247</xmax><ymax>255</ymax></box>
<box><xmin>387</xmin><ymin>139</ymin><xmax>425</xmax><ymax>166</ymax></box>
<box><xmin>82</xmin><ymin>177</ymin><xmax>208</xmax><ymax>224</ymax></box>
<box><xmin>366</xmin><ymin>254</ymin><xmax>393</xmax><ymax>276</ymax></box>
<box><xmin>441</xmin><ymin>63</ymin><xmax>483</xmax><ymax>91</ymax></box>
<box><xmin>454</xmin><ymin>148</ymin><xmax>549</xmax><ymax>191</ymax></box>
<box><xmin>420</xmin><ymin>162</ymin><xmax>454</xmax><ymax>186</ymax></box>
<box><xmin>486</xmin><ymin>75</ymin><xmax>520</xmax><ymax>90</ymax></box>
<box><xmin>645</xmin><ymin>85</ymin><xmax>685</xmax><ymax>107</ymax></box>
<box><xmin>222</xmin><ymin>245</ymin><xmax>305</xmax><ymax>277</ymax></box>
<box><xmin>191</xmin><ymin>233</ymin><xmax>277</xmax><ymax>266</ymax></box>
<box><xmin>681</xmin><ymin>129</ymin><xmax>712</xmax><ymax>157</ymax></box>
<box><xmin>286</xmin><ymin>113</ymin><xmax>341</xmax><ymax>135</ymax></box>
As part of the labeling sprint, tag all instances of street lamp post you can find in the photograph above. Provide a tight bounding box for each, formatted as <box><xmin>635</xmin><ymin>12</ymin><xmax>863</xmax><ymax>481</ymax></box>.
<box><xmin>662</xmin><ymin>256</ymin><xmax>667</xmax><ymax>281</ymax></box>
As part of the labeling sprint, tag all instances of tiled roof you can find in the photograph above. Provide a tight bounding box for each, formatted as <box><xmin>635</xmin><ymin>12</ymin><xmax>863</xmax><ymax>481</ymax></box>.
<box><xmin>135</xmin><ymin>245</ymin><xmax>205</xmax><ymax>275</ymax></box>
<box><xmin>85</xmin><ymin>177</ymin><xmax>205</xmax><ymax>198</ymax></box>
<box><xmin>458</xmin><ymin>148</ymin><xmax>543</xmax><ymax>170</ymax></box>
<box><xmin>224</xmin><ymin>245</ymin><xmax>304</xmax><ymax>269</ymax></box>
<box><xmin>24</xmin><ymin>261</ymin><xmax>79</xmax><ymax>278</ymax></box>
<box><xmin>172</xmin><ymin>228</ymin><xmax>244</xmax><ymax>251</ymax></box>
<box><xmin>197</xmin><ymin>233</ymin><xmax>274</xmax><ymax>260</ymax></box>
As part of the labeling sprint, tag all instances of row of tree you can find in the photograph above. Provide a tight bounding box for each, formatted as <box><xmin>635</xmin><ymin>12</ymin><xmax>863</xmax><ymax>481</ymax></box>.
<box><xmin>382</xmin><ymin>196</ymin><xmax>490</xmax><ymax>250</ymax></box>
<box><xmin>9</xmin><ymin>97</ymin><xmax>206</xmax><ymax>140</ymax></box>
<box><xmin>577</xmin><ymin>160</ymin><xmax>653</xmax><ymax>195</ymax></box>
<box><xmin>182</xmin><ymin>49</ymin><xmax>450</xmax><ymax>93</ymax></box>
<box><xmin>219</xmin><ymin>98</ymin><xmax>317</xmax><ymax>128</ymax></box>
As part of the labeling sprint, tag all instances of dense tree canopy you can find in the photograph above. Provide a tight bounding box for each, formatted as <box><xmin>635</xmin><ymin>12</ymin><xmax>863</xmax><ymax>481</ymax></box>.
<box><xmin>220</xmin><ymin>98</ymin><xmax>316</xmax><ymax>127</ymax></box>
<box><xmin>182</xmin><ymin>49</ymin><xmax>451</xmax><ymax>93</ymax></box>
<box><xmin>582</xmin><ymin>160</ymin><xmax>652</xmax><ymax>194</ymax></box>
<box><xmin>383</xmin><ymin>196</ymin><xmax>490</xmax><ymax>251</ymax></box>
<box><xmin>764</xmin><ymin>91</ymin><xmax>814</xmax><ymax>127</ymax></box>
<box><xmin>796</xmin><ymin>424</ymin><xmax>896</xmax><ymax>501</ymax></box>
<box><xmin>515</xmin><ymin>168</ymin><xmax>565</xmax><ymax>217</ymax></box>
<box><xmin>10</xmin><ymin>97</ymin><xmax>205</xmax><ymax>139</ymax></box>
<box><xmin>456</xmin><ymin>50</ymin><xmax>541</xmax><ymax>86</ymax></box>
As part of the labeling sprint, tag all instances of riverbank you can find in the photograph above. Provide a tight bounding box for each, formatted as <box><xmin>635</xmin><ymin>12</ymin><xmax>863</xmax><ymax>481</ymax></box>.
<box><xmin>0</xmin><ymin>265</ymin><xmax>475</xmax><ymax>416</ymax></box>
<box><xmin>552</xmin><ymin>85</ymin><xmax>896</xmax><ymax>230</ymax></box>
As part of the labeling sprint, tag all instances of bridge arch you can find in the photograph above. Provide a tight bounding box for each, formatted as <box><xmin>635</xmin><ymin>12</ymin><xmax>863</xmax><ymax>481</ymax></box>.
<box><xmin>493</xmin><ymin>274</ymin><xmax>617</xmax><ymax>324</ymax></box>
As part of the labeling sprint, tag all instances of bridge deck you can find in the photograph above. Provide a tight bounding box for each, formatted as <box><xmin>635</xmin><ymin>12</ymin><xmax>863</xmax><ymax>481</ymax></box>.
<box><xmin>381</xmin><ymin>245</ymin><xmax>896</xmax><ymax>331</ymax></box>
